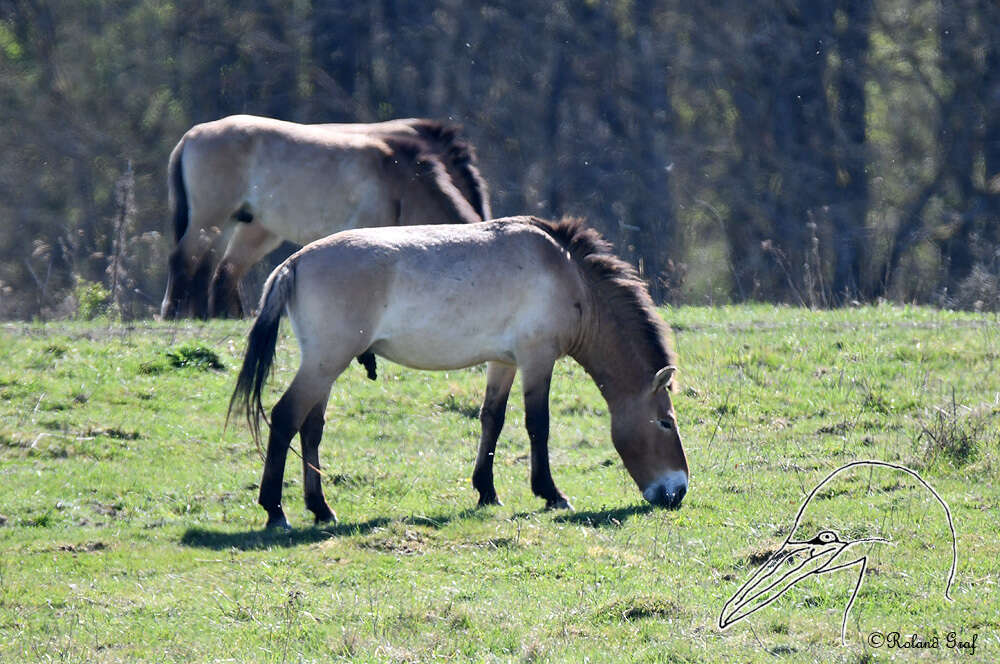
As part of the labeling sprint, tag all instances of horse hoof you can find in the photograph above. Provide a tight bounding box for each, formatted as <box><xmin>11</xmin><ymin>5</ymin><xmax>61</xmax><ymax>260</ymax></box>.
<box><xmin>545</xmin><ymin>497</ymin><xmax>574</xmax><ymax>511</ymax></box>
<box><xmin>477</xmin><ymin>495</ymin><xmax>503</xmax><ymax>507</ymax></box>
<box><xmin>314</xmin><ymin>511</ymin><xmax>338</xmax><ymax>526</ymax></box>
<box><xmin>265</xmin><ymin>515</ymin><xmax>291</xmax><ymax>531</ymax></box>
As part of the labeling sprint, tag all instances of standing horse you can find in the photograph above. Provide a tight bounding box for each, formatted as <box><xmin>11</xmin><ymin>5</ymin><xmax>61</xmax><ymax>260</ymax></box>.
<box><xmin>228</xmin><ymin>216</ymin><xmax>689</xmax><ymax>529</ymax></box>
<box><xmin>160</xmin><ymin>114</ymin><xmax>491</xmax><ymax>319</ymax></box>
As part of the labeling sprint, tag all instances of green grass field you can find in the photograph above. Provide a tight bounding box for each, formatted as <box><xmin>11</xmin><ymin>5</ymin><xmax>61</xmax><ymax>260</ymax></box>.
<box><xmin>1</xmin><ymin>305</ymin><xmax>998</xmax><ymax>663</ymax></box>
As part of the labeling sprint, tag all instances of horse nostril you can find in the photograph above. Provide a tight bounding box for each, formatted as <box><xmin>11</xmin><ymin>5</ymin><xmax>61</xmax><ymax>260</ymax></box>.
<box><xmin>657</xmin><ymin>483</ymin><xmax>686</xmax><ymax>509</ymax></box>
<box><xmin>669</xmin><ymin>483</ymin><xmax>687</xmax><ymax>508</ymax></box>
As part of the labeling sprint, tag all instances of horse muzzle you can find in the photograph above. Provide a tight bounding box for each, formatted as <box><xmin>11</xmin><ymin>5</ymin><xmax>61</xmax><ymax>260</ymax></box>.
<box><xmin>642</xmin><ymin>470</ymin><xmax>688</xmax><ymax>509</ymax></box>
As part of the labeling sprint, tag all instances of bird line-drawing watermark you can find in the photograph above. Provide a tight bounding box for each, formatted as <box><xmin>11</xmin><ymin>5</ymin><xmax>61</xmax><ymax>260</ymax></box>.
<box><xmin>718</xmin><ymin>460</ymin><xmax>958</xmax><ymax>646</ymax></box>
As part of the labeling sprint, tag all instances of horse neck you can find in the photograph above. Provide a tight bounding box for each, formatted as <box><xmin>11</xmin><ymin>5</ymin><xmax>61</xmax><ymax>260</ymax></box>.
<box><xmin>570</xmin><ymin>304</ymin><xmax>654</xmax><ymax>410</ymax></box>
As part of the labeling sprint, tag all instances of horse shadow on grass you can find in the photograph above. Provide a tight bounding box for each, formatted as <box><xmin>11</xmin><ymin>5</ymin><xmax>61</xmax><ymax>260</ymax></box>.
<box><xmin>180</xmin><ymin>518</ymin><xmax>392</xmax><ymax>550</ymax></box>
<box><xmin>551</xmin><ymin>503</ymin><xmax>655</xmax><ymax>528</ymax></box>
<box><xmin>179</xmin><ymin>508</ymin><xmax>485</xmax><ymax>551</ymax></box>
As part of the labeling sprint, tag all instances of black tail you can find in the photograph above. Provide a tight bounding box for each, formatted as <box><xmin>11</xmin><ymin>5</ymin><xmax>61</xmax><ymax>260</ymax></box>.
<box><xmin>227</xmin><ymin>262</ymin><xmax>295</xmax><ymax>451</ymax></box>
<box><xmin>168</xmin><ymin>140</ymin><xmax>189</xmax><ymax>242</ymax></box>
<box><xmin>405</xmin><ymin>120</ymin><xmax>492</xmax><ymax>220</ymax></box>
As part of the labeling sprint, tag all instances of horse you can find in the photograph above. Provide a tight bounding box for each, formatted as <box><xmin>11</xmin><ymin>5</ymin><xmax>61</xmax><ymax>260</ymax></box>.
<box><xmin>159</xmin><ymin>114</ymin><xmax>491</xmax><ymax>319</ymax></box>
<box><xmin>228</xmin><ymin>216</ymin><xmax>689</xmax><ymax>529</ymax></box>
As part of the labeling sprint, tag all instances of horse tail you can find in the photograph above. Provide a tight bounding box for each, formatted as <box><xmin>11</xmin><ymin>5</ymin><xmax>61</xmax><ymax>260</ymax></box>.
<box><xmin>168</xmin><ymin>138</ymin><xmax>189</xmax><ymax>243</ymax></box>
<box><xmin>227</xmin><ymin>261</ymin><xmax>295</xmax><ymax>451</ymax></box>
<box><xmin>405</xmin><ymin>120</ymin><xmax>492</xmax><ymax>220</ymax></box>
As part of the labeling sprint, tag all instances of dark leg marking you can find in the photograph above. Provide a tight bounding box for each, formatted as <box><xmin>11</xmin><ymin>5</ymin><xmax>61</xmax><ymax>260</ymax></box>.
<box><xmin>189</xmin><ymin>255</ymin><xmax>215</xmax><ymax>319</ymax></box>
<box><xmin>258</xmin><ymin>395</ymin><xmax>296</xmax><ymax>530</ymax></box>
<box><xmin>524</xmin><ymin>376</ymin><xmax>571</xmax><ymax>510</ymax></box>
<box><xmin>472</xmin><ymin>364</ymin><xmax>516</xmax><ymax>507</ymax></box>
<box><xmin>473</xmin><ymin>386</ymin><xmax>510</xmax><ymax>506</ymax></box>
<box><xmin>300</xmin><ymin>401</ymin><xmax>335</xmax><ymax>524</ymax></box>
<box><xmin>162</xmin><ymin>249</ymin><xmax>190</xmax><ymax>319</ymax></box>
<box><xmin>209</xmin><ymin>261</ymin><xmax>244</xmax><ymax>319</ymax></box>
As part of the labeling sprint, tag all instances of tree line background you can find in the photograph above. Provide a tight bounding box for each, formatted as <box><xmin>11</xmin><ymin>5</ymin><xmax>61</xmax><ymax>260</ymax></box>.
<box><xmin>1</xmin><ymin>0</ymin><xmax>999</xmax><ymax>319</ymax></box>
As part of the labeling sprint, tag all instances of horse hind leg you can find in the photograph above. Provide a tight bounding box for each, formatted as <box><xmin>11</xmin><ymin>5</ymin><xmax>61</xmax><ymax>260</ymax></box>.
<box><xmin>162</xmin><ymin>207</ymin><xmax>230</xmax><ymax>319</ymax></box>
<box><xmin>258</xmin><ymin>365</ymin><xmax>343</xmax><ymax>529</ymax></box>
<box><xmin>300</xmin><ymin>394</ymin><xmax>336</xmax><ymax>524</ymax></box>
<box><xmin>162</xmin><ymin>239</ymin><xmax>209</xmax><ymax>319</ymax></box>
<box><xmin>161</xmin><ymin>247</ymin><xmax>188</xmax><ymax>319</ymax></box>
<box><xmin>188</xmin><ymin>250</ymin><xmax>216</xmax><ymax>319</ymax></box>
<box><xmin>472</xmin><ymin>362</ymin><xmax>517</xmax><ymax>506</ymax></box>
<box><xmin>258</xmin><ymin>392</ymin><xmax>300</xmax><ymax>529</ymax></box>
<box><xmin>191</xmin><ymin>226</ymin><xmax>233</xmax><ymax>318</ymax></box>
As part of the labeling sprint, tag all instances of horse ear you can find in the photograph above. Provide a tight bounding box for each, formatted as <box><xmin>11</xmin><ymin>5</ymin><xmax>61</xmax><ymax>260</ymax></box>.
<box><xmin>652</xmin><ymin>365</ymin><xmax>677</xmax><ymax>393</ymax></box>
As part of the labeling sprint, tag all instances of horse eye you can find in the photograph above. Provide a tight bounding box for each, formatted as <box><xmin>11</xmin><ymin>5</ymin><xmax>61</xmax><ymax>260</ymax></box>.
<box><xmin>657</xmin><ymin>418</ymin><xmax>673</xmax><ymax>431</ymax></box>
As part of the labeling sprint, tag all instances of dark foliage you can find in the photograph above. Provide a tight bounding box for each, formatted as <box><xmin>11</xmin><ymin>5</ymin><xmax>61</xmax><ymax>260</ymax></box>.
<box><xmin>1</xmin><ymin>1</ymin><xmax>998</xmax><ymax>318</ymax></box>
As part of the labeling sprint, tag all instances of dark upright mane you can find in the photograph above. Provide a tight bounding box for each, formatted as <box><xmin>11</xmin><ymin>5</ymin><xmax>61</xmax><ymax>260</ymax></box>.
<box><xmin>403</xmin><ymin>120</ymin><xmax>492</xmax><ymax>220</ymax></box>
<box><xmin>380</xmin><ymin>134</ymin><xmax>481</xmax><ymax>224</ymax></box>
<box><xmin>528</xmin><ymin>216</ymin><xmax>677</xmax><ymax>374</ymax></box>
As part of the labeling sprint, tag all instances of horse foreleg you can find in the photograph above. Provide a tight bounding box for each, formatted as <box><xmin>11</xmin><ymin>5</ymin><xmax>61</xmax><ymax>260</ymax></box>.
<box><xmin>472</xmin><ymin>362</ymin><xmax>516</xmax><ymax>506</ymax></box>
<box><xmin>521</xmin><ymin>362</ymin><xmax>571</xmax><ymax>510</ymax></box>
<box><xmin>300</xmin><ymin>396</ymin><xmax>336</xmax><ymax>525</ymax></box>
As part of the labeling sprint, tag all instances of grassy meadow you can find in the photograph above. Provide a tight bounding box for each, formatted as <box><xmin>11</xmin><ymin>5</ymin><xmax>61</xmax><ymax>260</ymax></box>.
<box><xmin>0</xmin><ymin>305</ymin><xmax>998</xmax><ymax>662</ymax></box>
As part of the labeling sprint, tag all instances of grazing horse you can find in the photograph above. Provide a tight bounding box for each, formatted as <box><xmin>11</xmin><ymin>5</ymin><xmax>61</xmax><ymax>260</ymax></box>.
<box><xmin>228</xmin><ymin>216</ymin><xmax>689</xmax><ymax>529</ymax></box>
<box><xmin>160</xmin><ymin>114</ymin><xmax>491</xmax><ymax>319</ymax></box>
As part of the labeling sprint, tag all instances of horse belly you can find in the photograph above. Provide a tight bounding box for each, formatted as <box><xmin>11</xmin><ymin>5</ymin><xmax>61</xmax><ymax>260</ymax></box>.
<box><xmin>370</xmin><ymin>320</ymin><xmax>516</xmax><ymax>370</ymax></box>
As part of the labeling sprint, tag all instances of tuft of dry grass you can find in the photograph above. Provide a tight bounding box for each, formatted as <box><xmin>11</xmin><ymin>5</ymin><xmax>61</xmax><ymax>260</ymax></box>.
<box><xmin>915</xmin><ymin>390</ymin><xmax>997</xmax><ymax>468</ymax></box>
